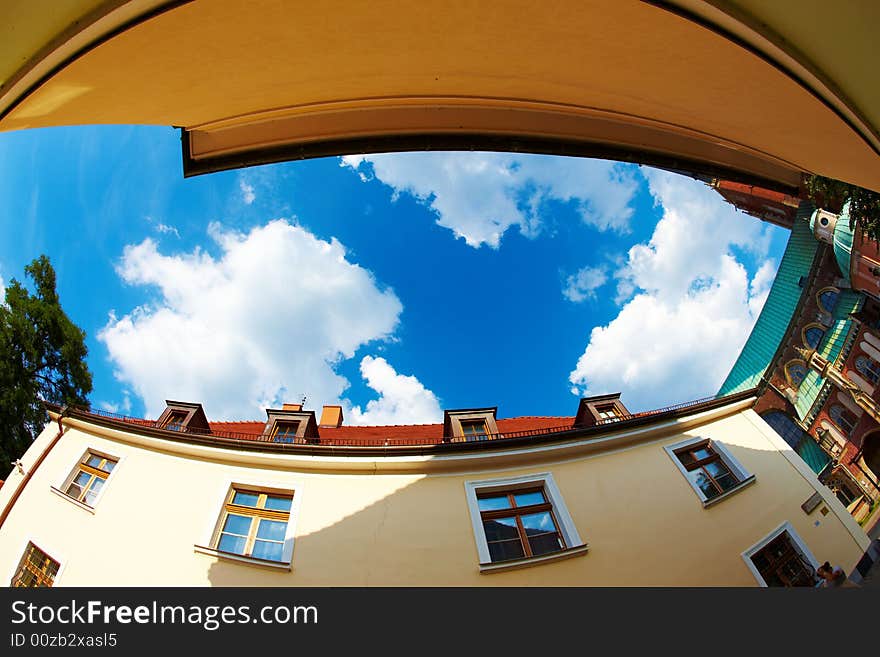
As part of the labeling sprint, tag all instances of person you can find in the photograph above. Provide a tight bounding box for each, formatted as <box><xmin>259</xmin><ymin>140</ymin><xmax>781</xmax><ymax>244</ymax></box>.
<box><xmin>816</xmin><ymin>561</ymin><xmax>847</xmax><ymax>587</ymax></box>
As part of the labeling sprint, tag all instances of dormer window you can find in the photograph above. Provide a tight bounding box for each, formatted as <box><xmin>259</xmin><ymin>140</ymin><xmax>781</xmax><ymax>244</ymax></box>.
<box><xmin>162</xmin><ymin>411</ymin><xmax>188</xmax><ymax>431</ymax></box>
<box><xmin>156</xmin><ymin>401</ymin><xmax>211</xmax><ymax>434</ymax></box>
<box><xmin>263</xmin><ymin>406</ymin><xmax>319</xmax><ymax>444</ymax></box>
<box><xmin>443</xmin><ymin>408</ymin><xmax>499</xmax><ymax>442</ymax></box>
<box><xmin>271</xmin><ymin>421</ymin><xmax>301</xmax><ymax>444</ymax></box>
<box><xmin>461</xmin><ymin>419</ymin><xmax>489</xmax><ymax>441</ymax></box>
<box><xmin>574</xmin><ymin>394</ymin><xmax>629</xmax><ymax>428</ymax></box>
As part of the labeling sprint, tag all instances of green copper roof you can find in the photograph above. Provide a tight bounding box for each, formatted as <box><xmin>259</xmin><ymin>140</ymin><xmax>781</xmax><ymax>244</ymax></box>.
<box><xmin>718</xmin><ymin>203</ymin><xmax>819</xmax><ymax>396</ymax></box>
<box><xmin>793</xmin><ymin>289</ymin><xmax>864</xmax><ymax>422</ymax></box>
<box><xmin>796</xmin><ymin>436</ymin><xmax>832</xmax><ymax>474</ymax></box>
<box><xmin>832</xmin><ymin>204</ymin><xmax>854</xmax><ymax>283</ymax></box>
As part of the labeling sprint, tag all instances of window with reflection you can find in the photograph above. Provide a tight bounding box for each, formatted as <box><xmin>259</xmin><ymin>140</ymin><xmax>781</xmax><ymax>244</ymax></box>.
<box><xmin>596</xmin><ymin>404</ymin><xmax>621</xmax><ymax>422</ymax></box>
<box><xmin>214</xmin><ymin>488</ymin><xmax>293</xmax><ymax>562</ymax></box>
<box><xmin>461</xmin><ymin>419</ymin><xmax>490</xmax><ymax>441</ymax></box>
<box><xmin>855</xmin><ymin>355</ymin><xmax>880</xmax><ymax>385</ymax></box>
<box><xmin>162</xmin><ymin>410</ymin><xmax>188</xmax><ymax>431</ymax></box>
<box><xmin>818</xmin><ymin>288</ymin><xmax>839</xmax><ymax>313</ymax></box>
<box><xmin>271</xmin><ymin>421</ymin><xmax>300</xmax><ymax>443</ymax></box>
<box><xmin>785</xmin><ymin>360</ymin><xmax>808</xmax><ymax>388</ymax></box>
<box><xmin>828</xmin><ymin>404</ymin><xmax>858</xmax><ymax>436</ymax></box>
<box><xmin>477</xmin><ymin>487</ymin><xmax>565</xmax><ymax>562</ymax></box>
<box><xmin>62</xmin><ymin>451</ymin><xmax>117</xmax><ymax>507</ymax></box>
<box><xmin>11</xmin><ymin>543</ymin><xmax>60</xmax><ymax>588</ymax></box>
<box><xmin>803</xmin><ymin>326</ymin><xmax>824</xmax><ymax>350</ymax></box>
<box><xmin>672</xmin><ymin>441</ymin><xmax>740</xmax><ymax>501</ymax></box>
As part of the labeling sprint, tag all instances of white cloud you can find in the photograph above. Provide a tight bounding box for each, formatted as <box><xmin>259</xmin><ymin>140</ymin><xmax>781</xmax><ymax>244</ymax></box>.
<box><xmin>0</xmin><ymin>274</ymin><xmax>5</xmax><ymax>302</ymax></box>
<box><xmin>563</xmin><ymin>265</ymin><xmax>608</xmax><ymax>302</ymax></box>
<box><xmin>346</xmin><ymin>356</ymin><xmax>442</xmax><ymax>425</ymax></box>
<box><xmin>569</xmin><ymin>169</ymin><xmax>779</xmax><ymax>411</ymax></box>
<box><xmin>99</xmin><ymin>392</ymin><xmax>131</xmax><ymax>416</ymax></box>
<box><xmin>99</xmin><ymin>220</ymin><xmax>403</xmax><ymax>420</ymax></box>
<box><xmin>341</xmin><ymin>152</ymin><xmax>638</xmax><ymax>248</ymax></box>
<box><xmin>240</xmin><ymin>179</ymin><xmax>256</xmax><ymax>205</ymax></box>
<box><xmin>155</xmin><ymin>223</ymin><xmax>180</xmax><ymax>238</ymax></box>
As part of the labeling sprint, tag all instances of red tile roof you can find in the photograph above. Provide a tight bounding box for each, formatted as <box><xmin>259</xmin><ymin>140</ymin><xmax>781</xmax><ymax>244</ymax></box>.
<box><xmin>206</xmin><ymin>416</ymin><xmax>575</xmax><ymax>445</ymax></box>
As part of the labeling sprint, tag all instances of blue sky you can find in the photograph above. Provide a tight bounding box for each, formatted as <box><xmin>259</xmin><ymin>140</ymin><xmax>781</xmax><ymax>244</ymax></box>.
<box><xmin>0</xmin><ymin>125</ymin><xmax>790</xmax><ymax>423</ymax></box>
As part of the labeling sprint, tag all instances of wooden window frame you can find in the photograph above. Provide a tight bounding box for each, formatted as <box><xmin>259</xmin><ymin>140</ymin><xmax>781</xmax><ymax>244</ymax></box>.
<box><xmin>672</xmin><ymin>441</ymin><xmax>738</xmax><ymax>500</ymax></box>
<box><xmin>595</xmin><ymin>404</ymin><xmax>621</xmax><ymax>421</ymax></box>
<box><xmin>665</xmin><ymin>436</ymin><xmax>755</xmax><ymax>507</ymax></box>
<box><xmin>212</xmin><ymin>487</ymin><xmax>294</xmax><ymax>563</ymax></box>
<box><xmin>162</xmin><ymin>410</ymin><xmax>189</xmax><ymax>431</ymax></box>
<box><xmin>271</xmin><ymin>420</ymin><xmax>301</xmax><ymax>443</ymax></box>
<box><xmin>57</xmin><ymin>449</ymin><xmax>119</xmax><ymax>509</ymax></box>
<box><xmin>477</xmin><ymin>487</ymin><xmax>567</xmax><ymax>561</ymax></box>
<box><xmin>742</xmin><ymin>522</ymin><xmax>820</xmax><ymax>587</ymax></box>
<box><xmin>464</xmin><ymin>473</ymin><xmax>586</xmax><ymax>572</ymax></box>
<box><xmin>10</xmin><ymin>542</ymin><xmax>61</xmax><ymax>588</ymax></box>
<box><xmin>460</xmin><ymin>419</ymin><xmax>490</xmax><ymax>441</ymax></box>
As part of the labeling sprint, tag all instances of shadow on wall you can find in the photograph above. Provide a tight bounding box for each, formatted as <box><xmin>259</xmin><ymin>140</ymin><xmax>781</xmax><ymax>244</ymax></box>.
<box><xmin>201</xmin><ymin>439</ymin><xmax>867</xmax><ymax>587</ymax></box>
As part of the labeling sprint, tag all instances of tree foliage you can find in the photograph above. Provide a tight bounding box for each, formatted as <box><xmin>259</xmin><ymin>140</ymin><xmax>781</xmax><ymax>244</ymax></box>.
<box><xmin>0</xmin><ymin>256</ymin><xmax>92</xmax><ymax>474</ymax></box>
<box><xmin>804</xmin><ymin>174</ymin><xmax>880</xmax><ymax>242</ymax></box>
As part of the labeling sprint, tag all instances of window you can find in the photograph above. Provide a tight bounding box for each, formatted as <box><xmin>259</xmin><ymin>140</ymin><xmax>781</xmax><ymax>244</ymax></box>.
<box><xmin>11</xmin><ymin>542</ymin><xmax>60</xmax><ymax>587</ymax></box>
<box><xmin>803</xmin><ymin>325</ymin><xmax>825</xmax><ymax>350</ymax></box>
<box><xmin>461</xmin><ymin>419</ymin><xmax>489</xmax><ymax>441</ymax></box>
<box><xmin>743</xmin><ymin>523</ymin><xmax>819</xmax><ymax>587</ymax></box>
<box><xmin>162</xmin><ymin>410</ymin><xmax>188</xmax><ymax>431</ymax></box>
<box><xmin>478</xmin><ymin>488</ymin><xmax>565</xmax><ymax>562</ymax></box>
<box><xmin>464</xmin><ymin>473</ymin><xmax>586</xmax><ymax>571</ymax></box>
<box><xmin>818</xmin><ymin>288</ymin><xmax>839</xmax><ymax>313</ymax></box>
<box><xmin>785</xmin><ymin>360</ymin><xmax>808</xmax><ymax>388</ymax></box>
<box><xmin>828</xmin><ymin>404</ymin><xmax>857</xmax><ymax>436</ymax></box>
<box><xmin>855</xmin><ymin>355</ymin><xmax>880</xmax><ymax>385</ymax></box>
<box><xmin>665</xmin><ymin>437</ymin><xmax>754</xmax><ymax>506</ymax></box>
<box><xmin>595</xmin><ymin>404</ymin><xmax>621</xmax><ymax>422</ymax></box>
<box><xmin>213</xmin><ymin>488</ymin><xmax>293</xmax><ymax>562</ymax></box>
<box><xmin>61</xmin><ymin>451</ymin><xmax>117</xmax><ymax>507</ymax></box>
<box><xmin>271</xmin><ymin>421</ymin><xmax>300</xmax><ymax>443</ymax></box>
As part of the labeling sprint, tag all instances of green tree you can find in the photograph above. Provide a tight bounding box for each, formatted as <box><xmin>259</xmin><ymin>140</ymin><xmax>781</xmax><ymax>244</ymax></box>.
<box><xmin>805</xmin><ymin>174</ymin><xmax>880</xmax><ymax>242</ymax></box>
<box><xmin>0</xmin><ymin>255</ymin><xmax>92</xmax><ymax>474</ymax></box>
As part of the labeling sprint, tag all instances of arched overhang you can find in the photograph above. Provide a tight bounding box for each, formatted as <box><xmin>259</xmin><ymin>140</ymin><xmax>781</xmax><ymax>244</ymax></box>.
<box><xmin>1</xmin><ymin>1</ymin><xmax>879</xmax><ymax>190</ymax></box>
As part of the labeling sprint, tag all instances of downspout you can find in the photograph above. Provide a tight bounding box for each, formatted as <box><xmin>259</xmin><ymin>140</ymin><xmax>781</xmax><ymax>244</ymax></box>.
<box><xmin>0</xmin><ymin>405</ymin><xmax>69</xmax><ymax>533</ymax></box>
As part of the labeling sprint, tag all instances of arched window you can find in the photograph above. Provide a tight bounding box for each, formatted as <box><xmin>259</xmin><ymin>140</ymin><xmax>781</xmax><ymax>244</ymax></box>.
<box><xmin>802</xmin><ymin>325</ymin><xmax>825</xmax><ymax>350</ymax></box>
<box><xmin>785</xmin><ymin>360</ymin><xmax>808</xmax><ymax>388</ymax></box>
<box><xmin>817</xmin><ymin>287</ymin><xmax>839</xmax><ymax>313</ymax></box>
<box><xmin>855</xmin><ymin>355</ymin><xmax>880</xmax><ymax>385</ymax></box>
<box><xmin>828</xmin><ymin>404</ymin><xmax>857</xmax><ymax>436</ymax></box>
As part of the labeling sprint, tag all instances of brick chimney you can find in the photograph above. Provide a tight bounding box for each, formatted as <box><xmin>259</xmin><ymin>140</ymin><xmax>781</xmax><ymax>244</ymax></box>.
<box><xmin>319</xmin><ymin>405</ymin><xmax>344</xmax><ymax>428</ymax></box>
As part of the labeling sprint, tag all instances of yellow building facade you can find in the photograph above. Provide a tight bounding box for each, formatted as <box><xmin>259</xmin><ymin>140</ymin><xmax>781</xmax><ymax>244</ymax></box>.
<box><xmin>0</xmin><ymin>393</ymin><xmax>870</xmax><ymax>586</ymax></box>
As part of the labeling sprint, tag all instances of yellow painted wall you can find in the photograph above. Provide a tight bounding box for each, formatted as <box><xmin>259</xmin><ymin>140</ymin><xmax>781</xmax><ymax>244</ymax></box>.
<box><xmin>0</xmin><ymin>405</ymin><xmax>868</xmax><ymax>586</ymax></box>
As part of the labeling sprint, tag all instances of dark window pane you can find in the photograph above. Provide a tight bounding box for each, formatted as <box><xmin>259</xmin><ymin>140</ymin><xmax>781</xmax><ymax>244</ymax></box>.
<box><xmin>487</xmin><ymin>539</ymin><xmax>525</xmax><ymax>562</ymax></box>
<box><xmin>482</xmin><ymin>517</ymin><xmax>520</xmax><ymax>542</ymax></box>
<box><xmin>65</xmin><ymin>483</ymin><xmax>83</xmax><ymax>498</ymax></box>
<box><xmin>232</xmin><ymin>491</ymin><xmax>260</xmax><ymax>507</ymax></box>
<box><xmin>528</xmin><ymin>532</ymin><xmax>563</xmax><ymax>556</ymax></box>
<box><xmin>687</xmin><ymin>470</ymin><xmax>718</xmax><ymax>498</ymax></box>
<box><xmin>513</xmin><ymin>491</ymin><xmax>545</xmax><ymax>507</ymax></box>
<box><xmin>477</xmin><ymin>495</ymin><xmax>511</xmax><ymax>512</ymax></box>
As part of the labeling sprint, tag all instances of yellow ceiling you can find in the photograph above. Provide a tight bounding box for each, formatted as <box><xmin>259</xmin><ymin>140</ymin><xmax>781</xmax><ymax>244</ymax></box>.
<box><xmin>1</xmin><ymin>0</ymin><xmax>878</xmax><ymax>191</ymax></box>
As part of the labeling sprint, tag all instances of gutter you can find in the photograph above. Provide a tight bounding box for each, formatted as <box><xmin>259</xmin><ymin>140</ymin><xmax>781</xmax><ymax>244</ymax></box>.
<box><xmin>0</xmin><ymin>405</ymin><xmax>69</xmax><ymax>534</ymax></box>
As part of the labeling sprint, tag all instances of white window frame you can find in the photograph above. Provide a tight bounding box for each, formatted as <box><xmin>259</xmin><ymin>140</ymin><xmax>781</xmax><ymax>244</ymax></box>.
<box><xmin>664</xmin><ymin>436</ymin><xmax>756</xmax><ymax>507</ymax></box>
<box><xmin>741</xmin><ymin>521</ymin><xmax>820</xmax><ymax>587</ymax></box>
<box><xmin>6</xmin><ymin>536</ymin><xmax>68</xmax><ymax>588</ymax></box>
<box><xmin>463</xmin><ymin>472</ymin><xmax>587</xmax><ymax>573</ymax></box>
<box><xmin>51</xmin><ymin>447</ymin><xmax>124</xmax><ymax>514</ymax></box>
<box><xmin>194</xmin><ymin>478</ymin><xmax>303</xmax><ymax>571</ymax></box>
